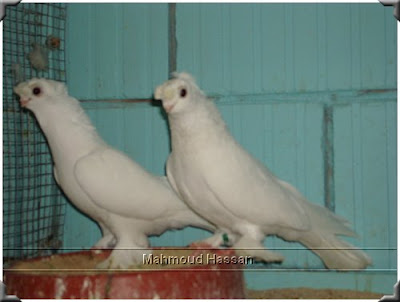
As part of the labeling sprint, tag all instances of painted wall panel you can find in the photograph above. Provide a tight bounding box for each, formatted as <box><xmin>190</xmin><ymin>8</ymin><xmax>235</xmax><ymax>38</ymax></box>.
<box><xmin>359</xmin><ymin>5</ymin><xmax>387</xmax><ymax>89</ymax></box>
<box><xmin>385</xmin><ymin>102</ymin><xmax>397</xmax><ymax>269</ymax></box>
<box><xmin>229</xmin><ymin>5</ymin><xmax>257</xmax><ymax>94</ymax></box>
<box><xmin>121</xmin><ymin>4</ymin><xmax>168</xmax><ymax>99</ymax></box>
<box><xmin>177</xmin><ymin>3</ymin><xmax>396</xmax><ymax>95</ymax></box>
<box><xmin>65</xmin><ymin>4</ymin><xmax>95</xmax><ymax>99</ymax></box>
<box><xmin>326</xmin><ymin>5</ymin><xmax>351</xmax><ymax>91</ymax></box>
<box><xmin>385</xmin><ymin>9</ymin><xmax>397</xmax><ymax>87</ymax></box>
<box><xmin>260</xmin><ymin>5</ymin><xmax>286</xmax><ymax>92</ymax></box>
<box><xmin>92</xmin><ymin>5</ymin><xmax>121</xmax><ymax>98</ymax></box>
<box><xmin>66</xmin><ymin>3</ymin><xmax>168</xmax><ymax>100</ymax></box>
<box><xmin>333</xmin><ymin>100</ymin><xmax>396</xmax><ymax>271</ymax></box>
<box><xmin>67</xmin><ymin>3</ymin><xmax>397</xmax><ymax>98</ymax></box>
<box><xmin>292</xmin><ymin>5</ymin><xmax>319</xmax><ymax>92</ymax></box>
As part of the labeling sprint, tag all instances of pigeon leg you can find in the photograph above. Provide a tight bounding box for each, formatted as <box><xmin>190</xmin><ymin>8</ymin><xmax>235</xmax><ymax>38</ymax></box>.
<box><xmin>189</xmin><ymin>231</ymin><xmax>237</xmax><ymax>257</ymax></box>
<box><xmin>96</xmin><ymin>234</ymin><xmax>151</xmax><ymax>269</ymax></box>
<box><xmin>92</xmin><ymin>233</ymin><xmax>116</xmax><ymax>249</ymax></box>
<box><xmin>233</xmin><ymin>235</ymin><xmax>284</xmax><ymax>263</ymax></box>
<box><xmin>92</xmin><ymin>223</ymin><xmax>116</xmax><ymax>249</ymax></box>
<box><xmin>191</xmin><ymin>230</ymin><xmax>237</xmax><ymax>248</ymax></box>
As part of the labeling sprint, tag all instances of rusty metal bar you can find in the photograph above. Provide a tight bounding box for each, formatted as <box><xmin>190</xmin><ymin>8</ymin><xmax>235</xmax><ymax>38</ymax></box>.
<box><xmin>168</xmin><ymin>3</ymin><xmax>177</xmax><ymax>75</ymax></box>
<box><xmin>323</xmin><ymin>104</ymin><xmax>335</xmax><ymax>212</ymax></box>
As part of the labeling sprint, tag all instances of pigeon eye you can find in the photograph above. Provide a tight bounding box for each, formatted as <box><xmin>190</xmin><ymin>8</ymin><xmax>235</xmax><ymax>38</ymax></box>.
<box><xmin>32</xmin><ymin>87</ymin><xmax>41</xmax><ymax>95</ymax></box>
<box><xmin>180</xmin><ymin>88</ymin><xmax>187</xmax><ymax>98</ymax></box>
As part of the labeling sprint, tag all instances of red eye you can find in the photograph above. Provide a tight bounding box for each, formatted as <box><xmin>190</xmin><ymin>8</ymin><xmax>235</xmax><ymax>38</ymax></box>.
<box><xmin>180</xmin><ymin>88</ymin><xmax>187</xmax><ymax>98</ymax></box>
<box><xmin>32</xmin><ymin>87</ymin><xmax>41</xmax><ymax>95</ymax></box>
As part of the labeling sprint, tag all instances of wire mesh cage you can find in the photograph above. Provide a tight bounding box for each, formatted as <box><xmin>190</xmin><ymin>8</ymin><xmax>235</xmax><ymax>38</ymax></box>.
<box><xmin>3</xmin><ymin>3</ymin><xmax>67</xmax><ymax>266</ymax></box>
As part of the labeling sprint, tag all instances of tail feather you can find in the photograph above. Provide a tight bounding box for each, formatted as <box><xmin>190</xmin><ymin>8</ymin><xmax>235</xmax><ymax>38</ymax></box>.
<box><xmin>278</xmin><ymin>180</ymin><xmax>357</xmax><ymax>237</ymax></box>
<box><xmin>300</xmin><ymin>232</ymin><xmax>372</xmax><ymax>270</ymax></box>
<box><xmin>276</xmin><ymin>180</ymin><xmax>371</xmax><ymax>269</ymax></box>
<box><xmin>306</xmin><ymin>203</ymin><xmax>356</xmax><ymax>237</ymax></box>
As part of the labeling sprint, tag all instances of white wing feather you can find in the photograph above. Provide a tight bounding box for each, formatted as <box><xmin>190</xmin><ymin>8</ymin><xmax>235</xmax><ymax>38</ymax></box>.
<box><xmin>75</xmin><ymin>147</ymin><xmax>182</xmax><ymax>220</ymax></box>
<box><xmin>184</xmin><ymin>136</ymin><xmax>311</xmax><ymax>232</ymax></box>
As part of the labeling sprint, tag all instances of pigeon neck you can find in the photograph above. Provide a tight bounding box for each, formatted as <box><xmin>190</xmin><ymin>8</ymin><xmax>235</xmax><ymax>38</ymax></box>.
<box><xmin>168</xmin><ymin>101</ymin><xmax>228</xmax><ymax>147</ymax></box>
<box><xmin>31</xmin><ymin>101</ymin><xmax>105</xmax><ymax>160</ymax></box>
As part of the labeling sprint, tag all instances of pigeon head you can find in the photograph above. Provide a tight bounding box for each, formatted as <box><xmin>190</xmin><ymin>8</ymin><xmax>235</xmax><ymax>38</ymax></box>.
<box><xmin>14</xmin><ymin>78</ymin><xmax>68</xmax><ymax>110</ymax></box>
<box><xmin>154</xmin><ymin>72</ymin><xmax>205</xmax><ymax>115</ymax></box>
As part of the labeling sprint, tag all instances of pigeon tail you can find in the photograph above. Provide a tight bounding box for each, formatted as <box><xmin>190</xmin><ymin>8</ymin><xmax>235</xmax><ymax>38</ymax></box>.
<box><xmin>299</xmin><ymin>232</ymin><xmax>372</xmax><ymax>270</ymax></box>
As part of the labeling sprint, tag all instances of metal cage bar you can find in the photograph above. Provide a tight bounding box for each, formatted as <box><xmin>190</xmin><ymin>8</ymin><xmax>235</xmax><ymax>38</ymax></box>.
<box><xmin>3</xmin><ymin>3</ymin><xmax>67</xmax><ymax>265</ymax></box>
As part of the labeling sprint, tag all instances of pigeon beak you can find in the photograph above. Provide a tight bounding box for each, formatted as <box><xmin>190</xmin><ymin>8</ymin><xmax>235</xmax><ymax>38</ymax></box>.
<box><xmin>155</xmin><ymin>85</ymin><xmax>176</xmax><ymax>113</ymax></box>
<box><xmin>20</xmin><ymin>97</ymin><xmax>31</xmax><ymax>107</ymax></box>
<box><xmin>164</xmin><ymin>102</ymin><xmax>176</xmax><ymax>113</ymax></box>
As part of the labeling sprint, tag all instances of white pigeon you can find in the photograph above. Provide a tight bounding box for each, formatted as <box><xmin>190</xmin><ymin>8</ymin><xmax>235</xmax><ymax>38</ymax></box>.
<box><xmin>154</xmin><ymin>72</ymin><xmax>372</xmax><ymax>270</ymax></box>
<box><xmin>14</xmin><ymin>78</ymin><xmax>214</xmax><ymax>269</ymax></box>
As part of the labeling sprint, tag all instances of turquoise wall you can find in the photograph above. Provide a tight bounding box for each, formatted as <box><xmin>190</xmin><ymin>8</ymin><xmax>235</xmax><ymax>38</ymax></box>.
<box><xmin>65</xmin><ymin>3</ymin><xmax>396</xmax><ymax>293</ymax></box>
